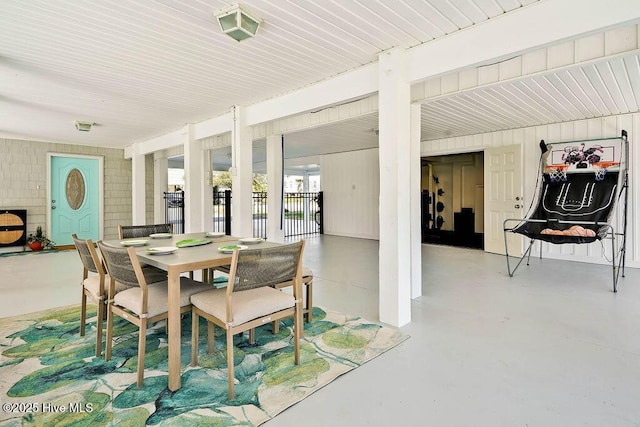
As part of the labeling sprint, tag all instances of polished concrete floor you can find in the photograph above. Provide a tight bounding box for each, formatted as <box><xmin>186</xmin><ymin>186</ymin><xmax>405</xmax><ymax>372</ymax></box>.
<box><xmin>1</xmin><ymin>235</ymin><xmax>639</xmax><ymax>426</ymax></box>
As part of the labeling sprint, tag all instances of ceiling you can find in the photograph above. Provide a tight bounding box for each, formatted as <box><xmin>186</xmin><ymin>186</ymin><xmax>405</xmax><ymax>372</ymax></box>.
<box><xmin>2</xmin><ymin>0</ymin><xmax>639</xmax><ymax>164</ymax></box>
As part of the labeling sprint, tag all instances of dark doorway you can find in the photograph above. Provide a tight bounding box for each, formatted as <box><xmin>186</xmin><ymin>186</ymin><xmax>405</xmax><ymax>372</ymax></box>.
<box><xmin>421</xmin><ymin>152</ymin><xmax>484</xmax><ymax>249</ymax></box>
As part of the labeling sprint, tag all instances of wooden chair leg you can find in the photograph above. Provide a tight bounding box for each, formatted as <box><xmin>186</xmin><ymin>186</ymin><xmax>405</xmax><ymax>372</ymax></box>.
<box><xmin>95</xmin><ymin>300</ymin><xmax>104</xmax><ymax>357</ymax></box>
<box><xmin>294</xmin><ymin>300</ymin><xmax>302</xmax><ymax>365</ymax></box>
<box><xmin>80</xmin><ymin>291</ymin><xmax>87</xmax><ymax>336</ymax></box>
<box><xmin>105</xmin><ymin>304</ymin><xmax>114</xmax><ymax>360</ymax></box>
<box><xmin>226</xmin><ymin>330</ymin><xmax>235</xmax><ymax>399</ymax></box>
<box><xmin>137</xmin><ymin>320</ymin><xmax>147</xmax><ymax>387</ymax></box>
<box><xmin>207</xmin><ymin>322</ymin><xmax>215</xmax><ymax>354</ymax></box>
<box><xmin>306</xmin><ymin>280</ymin><xmax>313</xmax><ymax>323</ymax></box>
<box><xmin>249</xmin><ymin>328</ymin><xmax>255</xmax><ymax>345</ymax></box>
<box><xmin>191</xmin><ymin>310</ymin><xmax>199</xmax><ymax>366</ymax></box>
<box><xmin>272</xmin><ymin>320</ymin><xmax>280</xmax><ymax>334</ymax></box>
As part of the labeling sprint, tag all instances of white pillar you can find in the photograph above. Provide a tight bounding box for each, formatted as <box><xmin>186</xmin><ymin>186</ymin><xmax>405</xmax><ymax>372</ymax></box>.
<box><xmin>302</xmin><ymin>173</ymin><xmax>310</xmax><ymax>222</ymax></box>
<box><xmin>266</xmin><ymin>134</ymin><xmax>285</xmax><ymax>242</ymax></box>
<box><xmin>154</xmin><ymin>156</ymin><xmax>168</xmax><ymax>224</ymax></box>
<box><xmin>131</xmin><ymin>145</ymin><xmax>146</xmax><ymax>225</ymax></box>
<box><xmin>231</xmin><ymin>106</ymin><xmax>254</xmax><ymax>237</ymax></box>
<box><xmin>410</xmin><ymin>103</ymin><xmax>422</xmax><ymax>299</ymax></box>
<box><xmin>378</xmin><ymin>48</ymin><xmax>412</xmax><ymax>327</ymax></box>
<box><xmin>203</xmin><ymin>150</ymin><xmax>213</xmax><ymax>232</ymax></box>
<box><xmin>184</xmin><ymin>123</ymin><xmax>204</xmax><ymax>232</ymax></box>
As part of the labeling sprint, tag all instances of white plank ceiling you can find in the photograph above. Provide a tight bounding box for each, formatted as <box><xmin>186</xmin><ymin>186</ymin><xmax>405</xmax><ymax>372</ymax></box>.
<box><xmin>2</xmin><ymin>0</ymin><xmax>638</xmax><ymax>161</ymax></box>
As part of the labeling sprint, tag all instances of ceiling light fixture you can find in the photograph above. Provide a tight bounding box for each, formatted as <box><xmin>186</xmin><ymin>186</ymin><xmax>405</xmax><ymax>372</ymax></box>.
<box><xmin>214</xmin><ymin>4</ymin><xmax>261</xmax><ymax>42</ymax></box>
<box><xmin>74</xmin><ymin>121</ymin><xmax>94</xmax><ymax>132</ymax></box>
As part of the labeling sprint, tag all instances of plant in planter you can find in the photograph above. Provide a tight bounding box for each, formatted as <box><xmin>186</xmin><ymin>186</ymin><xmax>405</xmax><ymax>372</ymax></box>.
<box><xmin>27</xmin><ymin>226</ymin><xmax>55</xmax><ymax>251</ymax></box>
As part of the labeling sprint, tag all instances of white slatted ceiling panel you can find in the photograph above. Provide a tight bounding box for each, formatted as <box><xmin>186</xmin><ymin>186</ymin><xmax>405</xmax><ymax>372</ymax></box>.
<box><xmin>0</xmin><ymin>0</ymin><xmax>534</xmax><ymax>148</ymax></box>
<box><xmin>421</xmin><ymin>53</ymin><xmax>640</xmax><ymax>141</ymax></box>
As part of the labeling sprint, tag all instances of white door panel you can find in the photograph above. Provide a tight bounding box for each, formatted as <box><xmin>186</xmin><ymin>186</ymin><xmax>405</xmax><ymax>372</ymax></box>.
<box><xmin>484</xmin><ymin>145</ymin><xmax>523</xmax><ymax>255</ymax></box>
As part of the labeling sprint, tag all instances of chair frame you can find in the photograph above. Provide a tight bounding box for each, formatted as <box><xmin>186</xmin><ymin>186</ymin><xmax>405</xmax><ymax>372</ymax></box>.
<box><xmin>98</xmin><ymin>242</ymin><xmax>190</xmax><ymax>387</ymax></box>
<box><xmin>72</xmin><ymin>234</ymin><xmax>107</xmax><ymax>357</ymax></box>
<box><xmin>191</xmin><ymin>240</ymin><xmax>305</xmax><ymax>399</ymax></box>
<box><xmin>118</xmin><ymin>223</ymin><xmax>173</xmax><ymax>239</ymax></box>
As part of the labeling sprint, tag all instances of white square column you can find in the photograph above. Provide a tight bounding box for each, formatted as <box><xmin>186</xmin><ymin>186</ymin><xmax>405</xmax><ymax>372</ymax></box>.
<box><xmin>231</xmin><ymin>106</ymin><xmax>254</xmax><ymax>238</ymax></box>
<box><xmin>266</xmin><ymin>134</ymin><xmax>285</xmax><ymax>242</ymax></box>
<box><xmin>153</xmin><ymin>156</ymin><xmax>168</xmax><ymax>224</ymax></box>
<box><xmin>378</xmin><ymin>48</ymin><xmax>414</xmax><ymax>327</ymax></box>
<box><xmin>131</xmin><ymin>145</ymin><xmax>146</xmax><ymax>225</ymax></box>
<box><xmin>410</xmin><ymin>103</ymin><xmax>422</xmax><ymax>299</ymax></box>
<box><xmin>184</xmin><ymin>124</ymin><xmax>205</xmax><ymax>232</ymax></box>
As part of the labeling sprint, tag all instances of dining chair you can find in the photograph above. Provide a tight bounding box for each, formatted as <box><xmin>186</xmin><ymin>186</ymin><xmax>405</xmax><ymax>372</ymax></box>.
<box><xmin>190</xmin><ymin>240</ymin><xmax>305</xmax><ymax>399</ymax></box>
<box><xmin>72</xmin><ymin>233</ymin><xmax>126</xmax><ymax>357</ymax></box>
<box><xmin>118</xmin><ymin>223</ymin><xmax>173</xmax><ymax>239</ymax></box>
<box><xmin>97</xmin><ymin>241</ymin><xmax>211</xmax><ymax>387</ymax></box>
<box><xmin>214</xmin><ymin>264</ymin><xmax>315</xmax><ymax>324</ymax></box>
<box><xmin>273</xmin><ymin>267</ymin><xmax>314</xmax><ymax>333</ymax></box>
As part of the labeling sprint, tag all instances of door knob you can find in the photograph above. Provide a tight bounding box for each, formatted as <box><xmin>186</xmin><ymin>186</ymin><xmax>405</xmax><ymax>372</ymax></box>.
<box><xmin>51</xmin><ymin>206</ymin><xmax>56</xmax><ymax>210</ymax></box>
<box><xmin>514</xmin><ymin>204</ymin><xmax>521</xmax><ymax>209</ymax></box>
<box><xmin>51</xmin><ymin>200</ymin><xmax>56</xmax><ymax>203</ymax></box>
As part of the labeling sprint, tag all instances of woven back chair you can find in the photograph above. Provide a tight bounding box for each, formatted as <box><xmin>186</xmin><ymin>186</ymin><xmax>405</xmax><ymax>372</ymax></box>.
<box><xmin>118</xmin><ymin>223</ymin><xmax>173</xmax><ymax>239</ymax></box>
<box><xmin>72</xmin><ymin>234</ymin><xmax>108</xmax><ymax>357</ymax></box>
<box><xmin>97</xmin><ymin>241</ymin><xmax>210</xmax><ymax>386</ymax></box>
<box><xmin>190</xmin><ymin>240</ymin><xmax>305</xmax><ymax>399</ymax></box>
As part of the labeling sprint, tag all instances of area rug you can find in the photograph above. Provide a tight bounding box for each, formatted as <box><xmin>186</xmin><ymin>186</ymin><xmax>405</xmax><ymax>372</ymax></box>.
<box><xmin>0</xmin><ymin>304</ymin><xmax>408</xmax><ymax>426</ymax></box>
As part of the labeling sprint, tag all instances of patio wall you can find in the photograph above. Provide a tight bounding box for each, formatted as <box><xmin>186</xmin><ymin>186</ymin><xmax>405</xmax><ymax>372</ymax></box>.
<box><xmin>0</xmin><ymin>138</ymin><xmax>134</xmax><ymax>242</ymax></box>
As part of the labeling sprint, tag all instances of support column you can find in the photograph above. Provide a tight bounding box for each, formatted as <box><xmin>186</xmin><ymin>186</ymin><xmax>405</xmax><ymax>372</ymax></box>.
<box><xmin>378</xmin><ymin>48</ymin><xmax>412</xmax><ymax>327</ymax></box>
<box><xmin>231</xmin><ymin>106</ymin><xmax>254</xmax><ymax>237</ymax></box>
<box><xmin>154</xmin><ymin>156</ymin><xmax>168</xmax><ymax>224</ymax></box>
<box><xmin>410</xmin><ymin>103</ymin><xmax>422</xmax><ymax>299</ymax></box>
<box><xmin>131</xmin><ymin>145</ymin><xmax>146</xmax><ymax>225</ymax></box>
<box><xmin>203</xmin><ymin>150</ymin><xmax>213</xmax><ymax>232</ymax></box>
<box><xmin>184</xmin><ymin>124</ymin><xmax>204</xmax><ymax>232</ymax></box>
<box><xmin>266</xmin><ymin>134</ymin><xmax>285</xmax><ymax>242</ymax></box>
<box><xmin>302</xmin><ymin>173</ymin><xmax>310</xmax><ymax>222</ymax></box>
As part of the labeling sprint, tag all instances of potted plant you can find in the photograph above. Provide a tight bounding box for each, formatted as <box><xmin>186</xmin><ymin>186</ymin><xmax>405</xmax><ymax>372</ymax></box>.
<box><xmin>27</xmin><ymin>226</ymin><xmax>55</xmax><ymax>251</ymax></box>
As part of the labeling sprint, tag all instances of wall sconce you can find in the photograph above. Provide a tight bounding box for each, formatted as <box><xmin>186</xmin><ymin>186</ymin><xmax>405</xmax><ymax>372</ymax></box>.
<box><xmin>214</xmin><ymin>4</ymin><xmax>261</xmax><ymax>42</ymax></box>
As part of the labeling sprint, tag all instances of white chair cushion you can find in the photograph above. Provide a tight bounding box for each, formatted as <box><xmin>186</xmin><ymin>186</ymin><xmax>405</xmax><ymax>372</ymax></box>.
<box><xmin>113</xmin><ymin>277</ymin><xmax>211</xmax><ymax>318</ymax></box>
<box><xmin>190</xmin><ymin>286</ymin><xmax>295</xmax><ymax>327</ymax></box>
<box><xmin>83</xmin><ymin>274</ymin><xmax>129</xmax><ymax>301</ymax></box>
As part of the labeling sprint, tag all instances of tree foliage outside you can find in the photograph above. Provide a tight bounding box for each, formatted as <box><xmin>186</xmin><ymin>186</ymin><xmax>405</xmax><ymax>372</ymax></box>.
<box><xmin>211</xmin><ymin>171</ymin><xmax>267</xmax><ymax>193</ymax></box>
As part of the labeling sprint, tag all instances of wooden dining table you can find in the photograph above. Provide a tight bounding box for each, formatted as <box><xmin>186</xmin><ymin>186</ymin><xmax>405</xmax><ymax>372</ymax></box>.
<box><xmin>104</xmin><ymin>232</ymin><xmax>280</xmax><ymax>391</ymax></box>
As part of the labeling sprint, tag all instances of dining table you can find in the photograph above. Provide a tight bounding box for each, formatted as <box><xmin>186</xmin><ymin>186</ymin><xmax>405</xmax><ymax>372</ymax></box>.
<box><xmin>104</xmin><ymin>231</ymin><xmax>280</xmax><ymax>391</ymax></box>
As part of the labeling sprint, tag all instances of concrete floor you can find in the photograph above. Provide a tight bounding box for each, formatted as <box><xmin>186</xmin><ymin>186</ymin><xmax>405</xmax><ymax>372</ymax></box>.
<box><xmin>1</xmin><ymin>235</ymin><xmax>639</xmax><ymax>426</ymax></box>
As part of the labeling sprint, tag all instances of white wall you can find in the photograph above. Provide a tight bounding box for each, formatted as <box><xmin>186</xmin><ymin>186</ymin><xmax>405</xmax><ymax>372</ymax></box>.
<box><xmin>422</xmin><ymin>113</ymin><xmax>638</xmax><ymax>268</ymax></box>
<box><xmin>321</xmin><ymin>148</ymin><xmax>380</xmax><ymax>240</ymax></box>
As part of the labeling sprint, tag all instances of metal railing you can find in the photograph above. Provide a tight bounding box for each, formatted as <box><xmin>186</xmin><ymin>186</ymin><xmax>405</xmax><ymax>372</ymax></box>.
<box><xmin>166</xmin><ymin>190</ymin><xmax>322</xmax><ymax>238</ymax></box>
<box><xmin>163</xmin><ymin>191</ymin><xmax>184</xmax><ymax>234</ymax></box>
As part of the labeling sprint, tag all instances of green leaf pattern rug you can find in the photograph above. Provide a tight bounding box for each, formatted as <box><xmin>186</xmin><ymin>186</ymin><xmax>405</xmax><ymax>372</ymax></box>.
<box><xmin>0</xmin><ymin>305</ymin><xmax>408</xmax><ymax>426</ymax></box>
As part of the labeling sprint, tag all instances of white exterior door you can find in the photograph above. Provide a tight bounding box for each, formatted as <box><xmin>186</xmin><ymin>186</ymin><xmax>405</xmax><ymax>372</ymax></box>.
<box><xmin>484</xmin><ymin>144</ymin><xmax>523</xmax><ymax>255</ymax></box>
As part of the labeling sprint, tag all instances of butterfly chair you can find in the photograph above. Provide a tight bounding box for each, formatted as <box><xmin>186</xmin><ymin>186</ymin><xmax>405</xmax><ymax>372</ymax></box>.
<box><xmin>97</xmin><ymin>241</ymin><xmax>211</xmax><ymax>387</ymax></box>
<box><xmin>190</xmin><ymin>240</ymin><xmax>305</xmax><ymax>399</ymax></box>
<box><xmin>72</xmin><ymin>234</ymin><xmax>130</xmax><ymax>357</ymax></box>
<box><xmin>118</xmin><ymin>223</ymin><xmax>173</xmax><ymax>239</ymax></box>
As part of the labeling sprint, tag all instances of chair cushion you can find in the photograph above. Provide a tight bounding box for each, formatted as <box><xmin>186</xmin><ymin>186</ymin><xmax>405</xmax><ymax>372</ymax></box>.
<box><xmin>190</xmin><ymin>286</ymin><xmax>295</xmax><ymax>327</ymax></box>
<box><xmin>113</xmin><ymin>277</ymin><xmax>211</xmax><ymax>318</ymax></box>
<box><xmin>83</xmin><ymin>274</ymin><xmax>129</xmax><ymax>301</ymax></box>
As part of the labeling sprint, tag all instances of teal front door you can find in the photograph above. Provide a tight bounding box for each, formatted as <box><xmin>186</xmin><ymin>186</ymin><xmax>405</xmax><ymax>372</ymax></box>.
<box><xmin>50</xmin><ymin>155</ymin><xmax>101</xmax><ymax>246</ymax></box>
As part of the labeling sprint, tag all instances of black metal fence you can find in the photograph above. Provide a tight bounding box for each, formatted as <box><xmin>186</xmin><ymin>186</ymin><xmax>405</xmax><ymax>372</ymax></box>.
<box><xmin>284</xmin><ymin>192</ymin><xmax>321</xmax><ymax>237</ymax></box>
<box><xmin>163</xmin><ymin>191</ymin><xmax>184</xmax><ymax>234</ymax></box>
<box><xmin>212</xmin><ymin>190</ymin><xmax>231</xmax><ymax>234</ymax></box>
<box><xmin>165</xmin><ymin>190</ymin><xmax>322</xmax><ymax>238</ymax></box>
